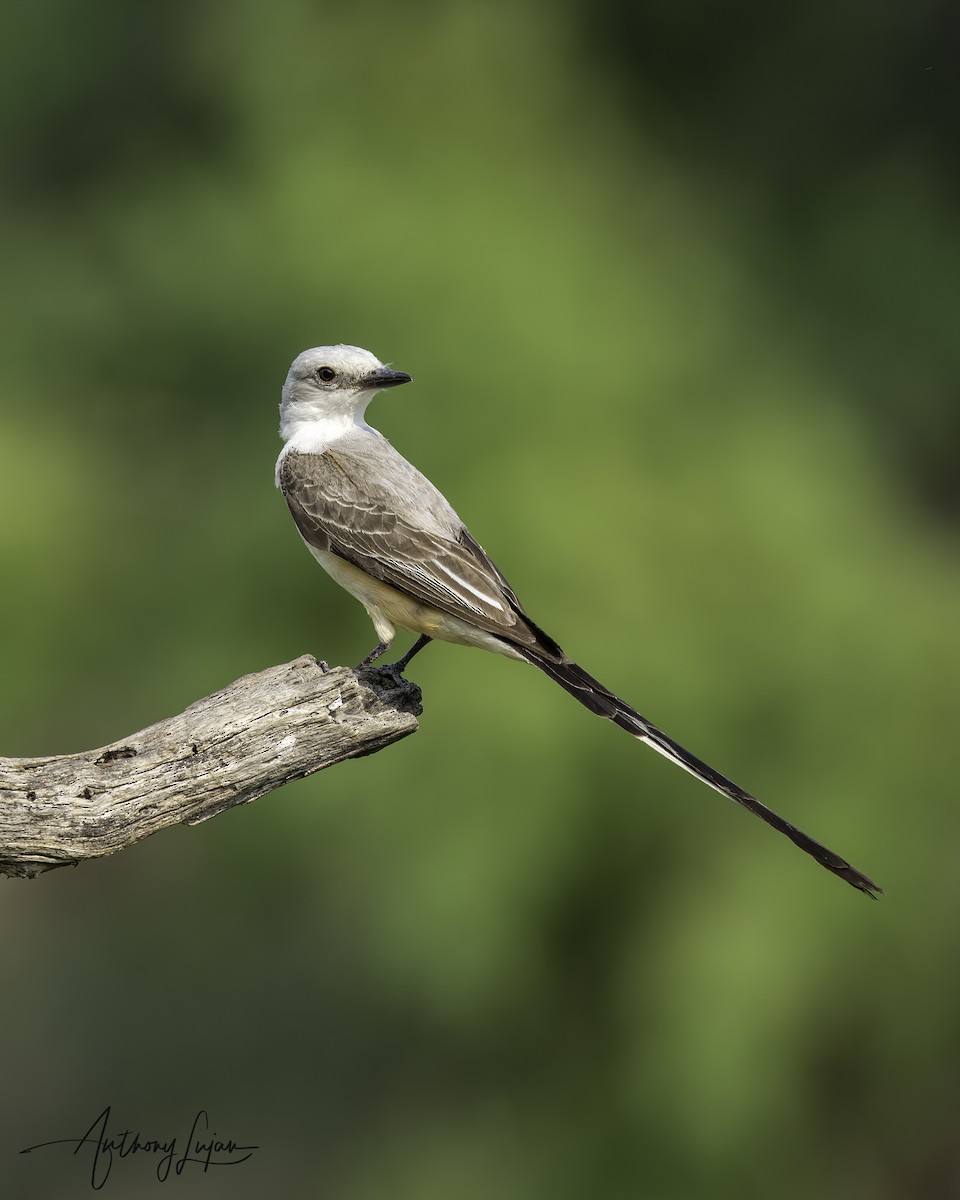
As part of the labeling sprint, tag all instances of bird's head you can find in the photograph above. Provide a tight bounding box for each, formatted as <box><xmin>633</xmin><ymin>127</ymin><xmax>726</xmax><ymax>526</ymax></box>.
<box><xmin>280</xmin><ymin>344</ymin><xmax>411</xmax><ymax>438</ymax></box>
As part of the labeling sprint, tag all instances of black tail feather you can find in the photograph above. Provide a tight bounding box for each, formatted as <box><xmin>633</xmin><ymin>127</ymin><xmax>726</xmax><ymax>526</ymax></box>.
<box><xmin>516</xmin><ymin>648</ymin><xmax>882</xmax><ymax>898</ymax></box>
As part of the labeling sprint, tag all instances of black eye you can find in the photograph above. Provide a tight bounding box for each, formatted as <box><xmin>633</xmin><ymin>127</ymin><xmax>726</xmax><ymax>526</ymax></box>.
<box><xmin>315</xmin><ymin>366</ymin><xmax>336</xmax><ymax>382</ymax></box>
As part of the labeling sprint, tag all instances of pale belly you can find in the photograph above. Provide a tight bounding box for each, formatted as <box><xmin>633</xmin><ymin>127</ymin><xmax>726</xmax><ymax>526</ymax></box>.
<box><xmin>305</xmin><ymin>544</ymin><xmax>524</xmax><ymax>661</ymax></box>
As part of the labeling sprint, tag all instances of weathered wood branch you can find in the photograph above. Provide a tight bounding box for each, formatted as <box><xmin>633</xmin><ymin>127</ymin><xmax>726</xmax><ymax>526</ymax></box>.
<box><xmin>0</xmin><ymin>656</ymin><xmax>421</xmax><ymax>879</ymax></box>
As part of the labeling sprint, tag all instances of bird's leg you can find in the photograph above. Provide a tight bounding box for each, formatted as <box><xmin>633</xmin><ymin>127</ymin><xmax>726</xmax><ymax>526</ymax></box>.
<box><xmin>390</xmin><ymin>634</ymin><xmax>432</xmax><ymax>674</ymax></box>
<box><xmin>355</xmin><ymin>635</ymin><xmax>431</xmax><ymax>690</ymax></box>
<box><xmin>368</xmin><ymin>634</ymin><xmax>433</xmax><ymax>689</ymax></box>
<box><xmin>355</xmin><ymin>640</ymin><xmax>390</xmax><ymax>669</ymax></box>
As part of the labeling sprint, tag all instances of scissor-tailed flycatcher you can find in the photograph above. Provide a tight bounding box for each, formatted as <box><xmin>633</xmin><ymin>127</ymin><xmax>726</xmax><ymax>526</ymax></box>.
<box><xmin>276</xmin><ymin>344</ymin><xmax>881</xmax><ymax>897</ymax></box>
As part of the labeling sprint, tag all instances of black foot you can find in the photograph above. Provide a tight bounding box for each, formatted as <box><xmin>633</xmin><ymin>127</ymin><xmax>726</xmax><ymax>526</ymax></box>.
<box><xmin>391</xmin><ymin>634</ymin><xmax>432</xmax><ymax>674</ymax></box>
<box><xmin>355</xmin><ymin>640</ymin><xmax>390</xmax><ymax>670</ymax></box>
<box><xmin>356</xmin><ymin>635</ymin><xmax>432</xmax><ymax>689</ymax></box>
<box><xmin>373</xmin><ymin>662</ymin><xmax>409</xmax><ymax>690</ymax></box>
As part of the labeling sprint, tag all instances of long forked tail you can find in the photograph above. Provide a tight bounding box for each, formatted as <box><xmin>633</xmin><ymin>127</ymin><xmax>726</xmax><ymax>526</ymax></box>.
<box><xmin>517</xmin><ymin>649</ymin><xmax>882</xmax><ymax>898</ymax></box>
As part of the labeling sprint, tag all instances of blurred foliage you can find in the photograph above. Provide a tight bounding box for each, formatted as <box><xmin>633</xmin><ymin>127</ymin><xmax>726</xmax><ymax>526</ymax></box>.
<box><xmin>1</xmin><ymin>2</ymin><xmax>958</xmax><ymax>1198</ymax></box>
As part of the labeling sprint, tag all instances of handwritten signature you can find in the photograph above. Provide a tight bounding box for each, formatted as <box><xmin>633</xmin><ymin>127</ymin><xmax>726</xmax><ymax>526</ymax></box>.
<box><xmin>20</xmin><ymin>1105</ymin><xmax>258</xmax><ymax>1189</ymax></box>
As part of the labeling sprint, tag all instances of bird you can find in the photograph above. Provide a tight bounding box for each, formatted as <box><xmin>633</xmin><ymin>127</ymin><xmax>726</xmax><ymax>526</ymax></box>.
<box><xmin>275</xmin><ymin>344</ymin><xmax>881</xmax><ymax>897</ymax></box>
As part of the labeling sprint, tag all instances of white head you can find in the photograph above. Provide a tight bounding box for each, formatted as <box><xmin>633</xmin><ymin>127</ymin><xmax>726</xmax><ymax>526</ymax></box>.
<box><xmin>279</xmin><ymin>344</ymin><xmax>412</xmax><ymax>442</ymax></box>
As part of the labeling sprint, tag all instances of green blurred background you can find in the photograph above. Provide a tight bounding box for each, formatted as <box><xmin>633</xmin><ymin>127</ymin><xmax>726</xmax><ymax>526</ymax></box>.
<box><xmin>2</xmin><ymin>2</ymin><xmax>958</xmax><ymax>1196</ymax></box>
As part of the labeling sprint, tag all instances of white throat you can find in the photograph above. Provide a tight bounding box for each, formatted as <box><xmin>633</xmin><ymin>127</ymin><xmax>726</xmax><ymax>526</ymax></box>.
<box><xmin>275</xmin><ymin>397</ymin><xmax>375</xmax><ymax>485</ymax></box>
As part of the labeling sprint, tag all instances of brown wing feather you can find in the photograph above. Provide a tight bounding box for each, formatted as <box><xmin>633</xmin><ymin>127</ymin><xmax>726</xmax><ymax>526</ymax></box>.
<box><xmin>279</xmin><ymin>449</ymin><xmax>551</xmax><ymax>651</ymax></box>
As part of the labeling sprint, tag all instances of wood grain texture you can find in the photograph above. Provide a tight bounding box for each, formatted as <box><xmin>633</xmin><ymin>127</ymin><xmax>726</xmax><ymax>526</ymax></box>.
<box><xmin>0</xmin><ymin>657</ymin><xmax>421</xmax><ymax>878</ymax></box>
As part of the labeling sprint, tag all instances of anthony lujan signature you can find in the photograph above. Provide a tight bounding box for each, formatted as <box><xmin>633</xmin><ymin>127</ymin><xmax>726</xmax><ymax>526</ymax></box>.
<box><xmin>20</xmin><ymin>1105</ymin><xmax>258</xmax><ymax>1189</ymax></box>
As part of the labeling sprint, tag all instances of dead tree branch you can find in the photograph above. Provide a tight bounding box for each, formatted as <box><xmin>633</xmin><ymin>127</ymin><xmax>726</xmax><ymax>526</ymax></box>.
<box><xmin>0</xmin><ymin>656</ymin><xmax>421</xmax><ymax>879</ymax></box>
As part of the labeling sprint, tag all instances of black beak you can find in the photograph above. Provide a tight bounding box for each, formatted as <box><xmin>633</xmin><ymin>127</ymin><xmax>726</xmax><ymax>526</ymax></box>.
<box><xmin>363</xmin><ymin>367</ymin><xmax>412</xmax><ymax>390</ymax></box>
